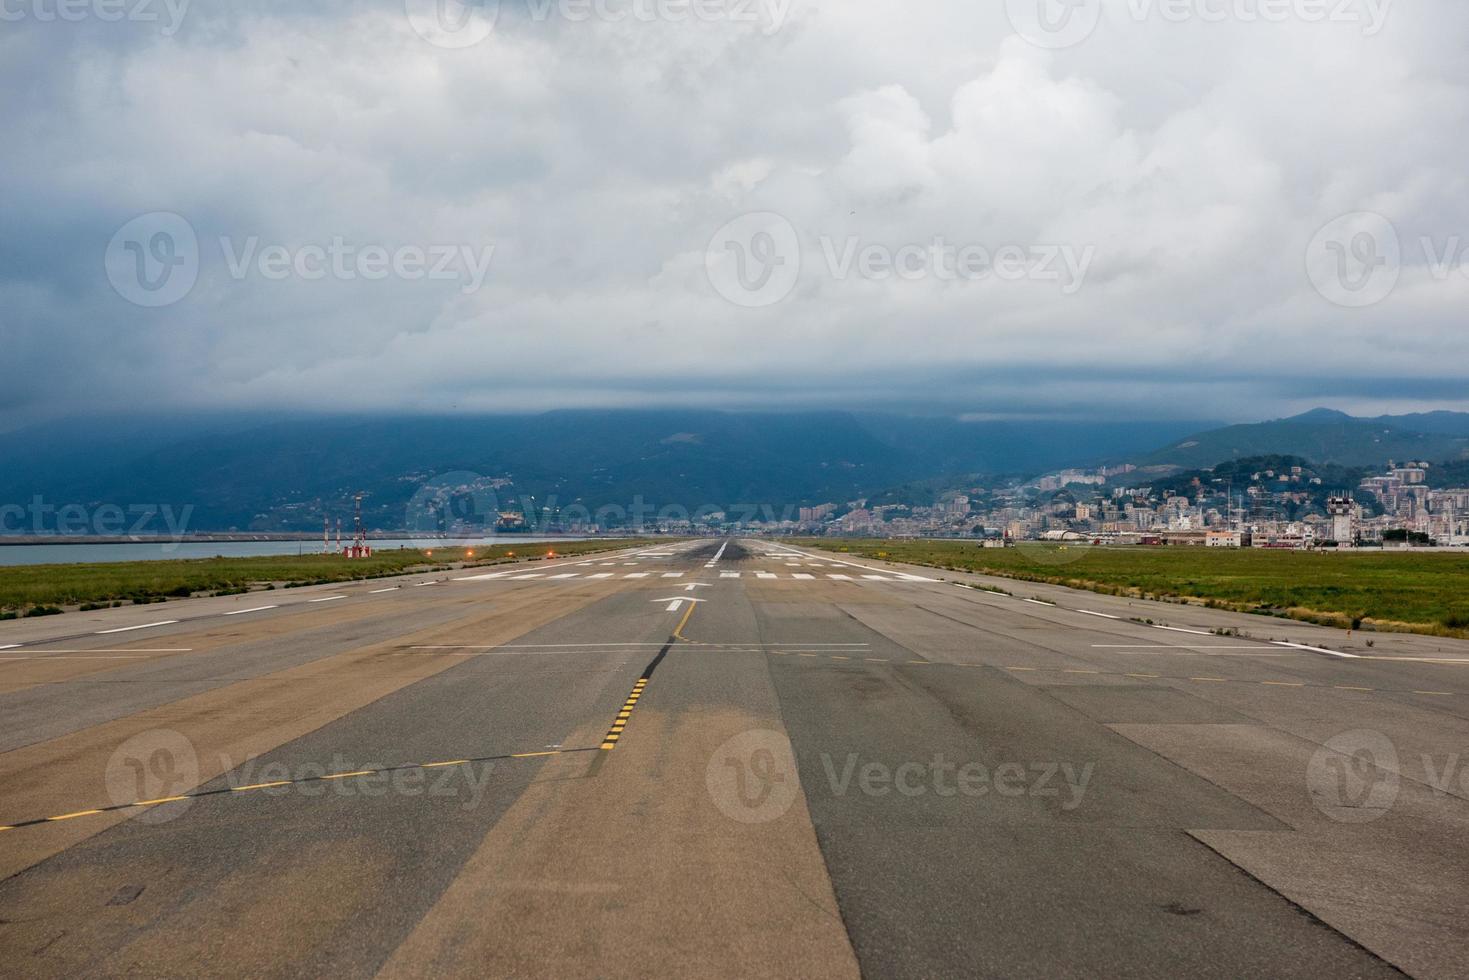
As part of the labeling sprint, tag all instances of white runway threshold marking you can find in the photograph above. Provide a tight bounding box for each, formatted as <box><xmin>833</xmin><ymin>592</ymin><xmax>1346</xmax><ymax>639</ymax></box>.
<box><xmin>95</xmin><ymin>620</ymin><xmax>178</xmax><ymax>634</ymax></box>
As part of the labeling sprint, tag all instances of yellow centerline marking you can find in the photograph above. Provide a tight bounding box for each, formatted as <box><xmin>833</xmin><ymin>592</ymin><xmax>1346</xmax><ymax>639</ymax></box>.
<box><xmin>232</xmin><ymin>781</ymin><xmax>292</xmax><ymax>792</ymax></box>
<box><xmin>321</xmin><ymin>770</ymin><xmax>375</xmax><ymax>780</ymax></box>
<box><xmin>47</xmin><ymin>810</ymin><xmax>103</xmax><ymax>822</ymax></box>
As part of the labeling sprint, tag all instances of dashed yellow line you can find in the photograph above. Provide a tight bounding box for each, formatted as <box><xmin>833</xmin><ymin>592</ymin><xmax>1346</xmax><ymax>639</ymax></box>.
<box><xmin>601</xmin><ymin>677</ymin><xmax>649</xmax><ymax>751</ymax></box>
<box><xmin>1</xmin><ymin>748</ymin><xmax>595</xmax><ymax>834</ymax></box>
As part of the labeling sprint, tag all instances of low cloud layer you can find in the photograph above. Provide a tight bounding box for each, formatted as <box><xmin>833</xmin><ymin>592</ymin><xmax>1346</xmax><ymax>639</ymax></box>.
<box><xmin>3</xmin><ymin>0</ymin><xmax>1467</xmax><ymax>427</ymax></box>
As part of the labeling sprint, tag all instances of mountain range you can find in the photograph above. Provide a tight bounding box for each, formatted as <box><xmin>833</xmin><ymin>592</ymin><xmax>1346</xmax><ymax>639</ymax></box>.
<box><xmin>2</xmin><ymin>408</ymin><xmax>1467</xmax><ymax>532</ymax></box>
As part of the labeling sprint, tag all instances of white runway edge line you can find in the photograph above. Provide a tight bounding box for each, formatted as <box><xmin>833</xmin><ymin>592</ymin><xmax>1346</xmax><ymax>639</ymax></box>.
<box><xmin>1076</xmin><ymin>610</ymin><xmax>1122</xmax><ymax>620</ymax></box>
<box><xmin>95</xmin><ymin>620</ymin><xmax>178</xmax><ymax>634</ymax></box>
<box><xmin>1273</xmin><ymin>641</ymin><xmax>1361</xmax><ymax>659</ymax></box>
<box><xmin>222</xmin><ymin>606</ymin><xmax>278</xmax><ymax>616</ymax></box>
<box><xmin>369</xmin><ymin>587</ymin><xmax>400</xmax><ymax>594</ymax></box>
<box><xmin>308</xmin><ymin>596</ymin><xmax>348</xmax><ymax>603</ymax></box>
<box><xmin>1153</xmin><ymin>625</ymin><xmax>1214</xmax><ymax>636</ymax></box>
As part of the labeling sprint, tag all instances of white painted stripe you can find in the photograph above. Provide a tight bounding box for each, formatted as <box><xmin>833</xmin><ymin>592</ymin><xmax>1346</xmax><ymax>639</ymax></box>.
<box><xmin>1092</xmin><ymin>644</ymin><xmax>1272</xmax><ymax>650</ymax></box>
<box><xmin>0</xmin><ymin>644</ymin><xmax>21</xmax><ymax>650</ymax></box>
<box><xmin>309</xmin><ymin>596</ymin><xmax>348</xmax><ymax>603</ymax></box>
<box><xmin>756</xmin><ymin>572</ymin><xmax>778</xmax><ymax>579</ymax></box>
<box><xmin>661</xmin><ymin>572</ymin><xmax>684</xmax><ymax>578</ymax></box>
<box><xmin>1076</xmin><ymin>609</ymin><xmax>1122</xmax><ymax>620</ymax></box>
<box><xmin>95</xmin><ymin>620</ymin><xmax>178</xmax><ymax>634</ymax></box>
<box><xmin>721</xmin><ymin>571</ymin><xmax>741</xmax><ymax>578</ymax></box>
<box><xmin>588</xmin><ymin>573</ymin><xmax>614</xmax><ymax>579</ymax></box>
<box><xmin>623</xmin><ymin>572</ymin><xmax>650</xmax><ymax>579</ymax></box>
<box><xmin>1022</xmin><ymin>598</ymin><xmax>1055</xmax><ymax>606</ymax></box>
<box><xmin>792</xmin><ymin>573</ymin><xmax>815</xmax><ymax>580</ymax></box>
<box><xmin>455</xmin><ymin>572</ymin><xmax>509</xmax><ymax>580</ymax></box>
<box><xmin>550</xmin><ymin>573</ymin><xmax>580</xmax><ymax>579</ymax></box>
<box><xmin>1273</xmin><ymin>641</ymin><xmax>1360</xmax><ymax>659</ymax></box>
<box><xmin>509</xmin><ymin>574</ymin><xmax>544</xmax><ymax>580</ymax></box>
<box><xmin>223</xmin><ymin>606</ymin><xmax>277</xmax><ymax>616</ymax></box>
<box><xmin>827</xmin><ymin>574</ymin><xmax>852</xmax><ymax>580</ymax></box>
<box><xmin>1153</xmin><ymin>625</ymin><xmax>1213</xmax><ymax>636</ymax></box>
<box><xmin>370</xmin><ymin>587</ymin><xmax>400</xmax><ymax>593</ymax></box>
<box><xmin>414</xmin><ymin>581</ymin><xmax>438</xmax><ymax>587</ymax></box>
<box><xmin>1</xmin><ymin>655</ymin><xmax>147</xmax><ymax>661</ymax></box>
<box><xmin>861</xmin><ymin>574</ymin><xmax>890</xmax><ymax>581</ymax></box>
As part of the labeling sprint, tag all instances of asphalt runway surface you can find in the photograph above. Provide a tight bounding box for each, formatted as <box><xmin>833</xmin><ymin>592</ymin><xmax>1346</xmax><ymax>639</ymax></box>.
<box><xmin>1</xmin><ymin>539</ymin><xmax>1466</xmax><ymax>977</ymax></box>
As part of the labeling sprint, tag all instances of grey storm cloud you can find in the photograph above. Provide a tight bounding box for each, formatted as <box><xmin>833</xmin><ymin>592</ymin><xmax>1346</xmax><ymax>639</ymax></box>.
<box><xmin>2</xmin><ymin>0</ymin><xmax>1467</xmax><ymax>427</ymax></box>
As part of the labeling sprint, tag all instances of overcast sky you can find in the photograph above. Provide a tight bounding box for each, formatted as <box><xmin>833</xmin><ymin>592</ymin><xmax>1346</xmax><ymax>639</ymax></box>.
<box><xmin>2</xmin><ymin>0</ymin><xmax>1466</xmax><ymax>429</ymax></box>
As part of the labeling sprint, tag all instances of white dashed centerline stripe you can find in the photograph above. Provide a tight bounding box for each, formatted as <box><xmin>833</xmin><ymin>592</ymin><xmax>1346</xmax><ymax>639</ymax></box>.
<box><xmin>222</xmin><ymin>606</ymin><xmax>278</xmax><ymax>616</ymax></box>
<box><xmin>95</xmin><ymin>620</ymin><xmax>178</xmax><ymax>634</ymax></box>
<box><xmin>369</xmin><ymin>587</ymin><xmax>400</xmax><ymax>593</ymax></box>
<box><xmin>308</xmin><ymin>596</ymin><xmax>347</xmax><ymax>603</ymax></box>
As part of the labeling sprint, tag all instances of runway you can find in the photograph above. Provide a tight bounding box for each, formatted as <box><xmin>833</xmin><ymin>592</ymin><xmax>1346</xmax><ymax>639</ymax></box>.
<box><xmin>1</xmin><ymin>539</ymin><xmax>1465</xmax><ymax>977</ymax></box>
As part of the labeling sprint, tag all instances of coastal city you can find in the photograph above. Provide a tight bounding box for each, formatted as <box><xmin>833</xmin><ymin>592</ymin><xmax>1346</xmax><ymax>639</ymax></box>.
<box><xmin>654</xmin><ymin>460</ymin><xmax>1469</xmax><ymax>548</ymax></box>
